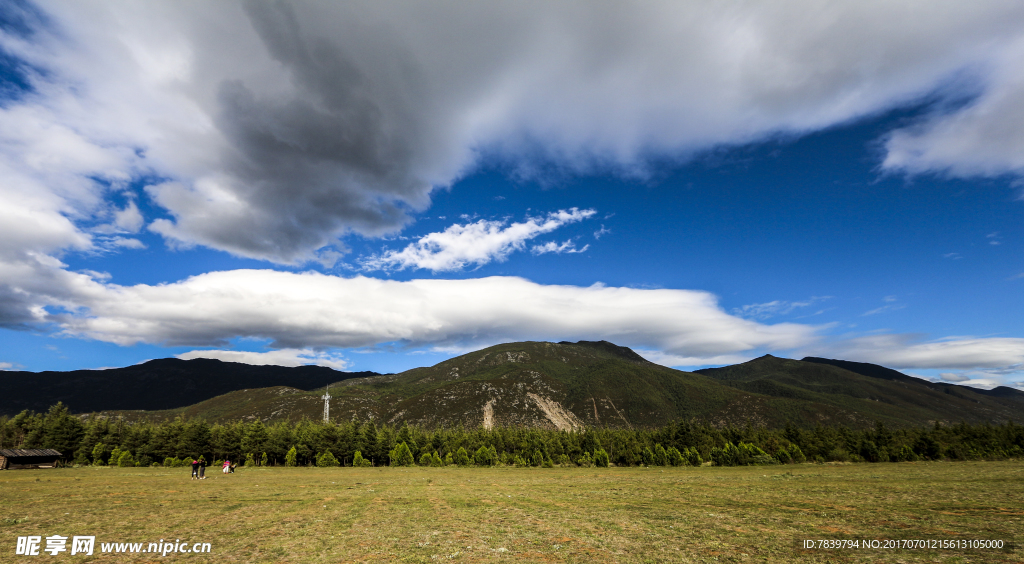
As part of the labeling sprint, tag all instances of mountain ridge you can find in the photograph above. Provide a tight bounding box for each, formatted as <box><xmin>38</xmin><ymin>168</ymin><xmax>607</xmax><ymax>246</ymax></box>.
<box><xmin>38</xmin><ymin>340</ymin><xmax>1023</xmax><ymax>429</ymax></box>
<box><xmin>4</xmin><ymin>341</ymin><xmax>1021</xmax><ymax>428</ymax></box>
<box><xmin>0</xmin><ymin>358</ymin><xmax>379</xmax><ymax>415</ymax></box>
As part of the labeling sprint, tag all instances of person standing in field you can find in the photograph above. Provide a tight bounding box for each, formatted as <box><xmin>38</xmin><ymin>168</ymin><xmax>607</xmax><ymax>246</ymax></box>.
<box><xmin>199</xmin><ymin>458</ymin><xmax>206</xmax><ymax>479</ymax></box>
<box><xmin>191</xmin><ymin>458</ymin><xmax>200</xmax><ymax>480</ymax></box>
<box><xmin>222</xmin><ymin>460</ymin><xmax>231</xmax><ymax>474</ymax></box>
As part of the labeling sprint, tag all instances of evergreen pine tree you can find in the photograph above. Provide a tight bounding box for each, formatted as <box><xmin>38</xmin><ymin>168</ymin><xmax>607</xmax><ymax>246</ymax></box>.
<box><xmin>317</xmin><ymin>450</ymin><xmax>340</xmax><ymax>467</ymax></box>
<box><xmin>474</xmin><ymin>445</ymin><xmax>495</xmax><ymax>466</ymax></box>
<box><xmin>241</xmin><ymin>421</ymin><xmax>269</xmax><ymax>458</ymax></box>
<box><xmin>42</xmin><ymin>402</ymin><xmax>83</xmax><ymax>462</ymax></box>
<box><xmin>117</xmin><ymin>450</ymin><xmax>134</xmax><ymax>467</ymax></box>
<box><xmin>577</xmin><ymin>452</ymin><xmax>593</xmax><ymax>467</ymax></box>
<box><xmin>389</xmin><ymin>442</ymin><xmax>415</xmax><ymax>466</ymax></box>
<box><xmin>285</xmin><ymin>446</ymin><xmax>298</xmax><ymax>467</ymax></box>
<box><xmin>455</xmin><ymin>446</ymin><xmax>471</xmax><ymax>466</ymax></box>
<box><xmin>654</xmin><ymin>444</ymin><xmax>669</xmax><ymax>466</ymax></box>
<box><xmin>352</xmin><ymin>450</ymin><xmax>371</xmax><ymax>467</ymax></box>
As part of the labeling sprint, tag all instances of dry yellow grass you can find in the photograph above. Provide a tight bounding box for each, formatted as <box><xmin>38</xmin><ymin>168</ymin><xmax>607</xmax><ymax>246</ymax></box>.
<box><xmin>2</xmin><ymin>461</ymin><xmax>1021</xmax><ymax>562</ymax></box>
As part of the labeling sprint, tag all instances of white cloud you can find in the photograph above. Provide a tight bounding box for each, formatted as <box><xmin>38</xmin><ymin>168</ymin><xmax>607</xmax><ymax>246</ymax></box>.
<box><xmin>939</xmin><ymin>372</ymin><xmax>970</xmax><ymax>382</ymax></box>
<box><xmin>5</xmin><ymin>250</ymin><xmax>1024</xmax><ymax>384</ymax></box>
<box><xmin>0</xmin><ymin>362</ymin><xmax>14</xmax><ymax>371</ymax></box>
<box><xmin>593</xmin><ymin>225</ymin><xmax>611</xmax><ymax>240</ymax></box>
<box><xmin>862</xmin><ymin>297</ymin><xmax>906</xmax><ymax>316</ymax></box>
<box><xmin>0</xmin><ymin>1</ymin><xmax>1022</xmax><ymax>267</ymax></box>
<box><xmin>114</xmin><ymin>201</ymin><xmax>145</xmax><ymax>233</ymax></box>
<box><xmin>732</xmin><ymin>297</ymin><xmax>830</xmax><ymax>320</ymax></box>
<box><xmin>1</xmin><ymin>1</ymin><xmax>1023</xmax><ymax>388</ymax></box>
<box><xmin>30</xmin><ymin>270</ymin><xmax>818</xmax><ymax>361</ymax></box>
<box><xmin>635</xmin><ymin>350</ymin><xmax>753</xmax><ymax>369</ymax></box>
<box><xmin>531</xmin><ymin>239</ymin><xmax>588</xmax><ymax>255</ymax></box>
<box><xmin>94</xmin><ymin>201</ymin><xmax>145</xmax><ymax>235</ymax></box>
<box><xmin>177</xmin><ymin>348</ymin><xmax>349</xmax><ymax>370</ymax></box>
<box><xmin>947</xmin><ymin>377</ymin><xmax>1005</xmax><ymax>389</ymax></box>
<box><xmin>0</xmin><ymin>104</ymin><xmax>124</xmax><ymax>263</ymax></box>
<box><xmin>882</xmin><ymin>34</ymin><xmax>1024</xmax><ymax>178</ymax></box>
<box><xmin>360</xmin><ymin>208</ymin><xmax>594</xmax><ymax>272</ymax></box>
<box><xmin>734</xmin><ymin>300</ymin><xmax>795</xmax><ymax>320</ymax></box>
<box><xmin>107</xmin><ymin>237</ymin><xmax>146</xmax><ymax>250</ymax></box>
<box><xmin>806</xmin><ymin>334</ymin><xmax>1024</xmax><ymax>370</ymax></box>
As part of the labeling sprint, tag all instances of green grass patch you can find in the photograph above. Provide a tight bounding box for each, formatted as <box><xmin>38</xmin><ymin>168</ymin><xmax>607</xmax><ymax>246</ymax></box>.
<box><xmin>2</xmin><ymin>461</ymin><xmax>1021</xmax><ymax>562</ymax></box>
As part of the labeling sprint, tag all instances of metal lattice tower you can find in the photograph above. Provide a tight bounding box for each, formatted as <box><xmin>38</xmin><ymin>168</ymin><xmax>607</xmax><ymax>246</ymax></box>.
<box><xmin>322</xmin><ymin>384</ymin><xmax>331</xmax><ymax>423</ymax></box>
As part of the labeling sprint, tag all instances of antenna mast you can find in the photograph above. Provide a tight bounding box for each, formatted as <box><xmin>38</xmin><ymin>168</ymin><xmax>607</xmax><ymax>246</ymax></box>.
<box><xmin>322</xmin><ymin>384</ymin><xmax>331</xmax><ymax>423</ymax></box>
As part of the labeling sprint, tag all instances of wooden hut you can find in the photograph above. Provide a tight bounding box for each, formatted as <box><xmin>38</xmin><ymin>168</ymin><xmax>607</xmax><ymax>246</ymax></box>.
<box><xmin>0</xmin><ymin>449</ymin><xmax>62</xmax><ymax>470</ymax></box>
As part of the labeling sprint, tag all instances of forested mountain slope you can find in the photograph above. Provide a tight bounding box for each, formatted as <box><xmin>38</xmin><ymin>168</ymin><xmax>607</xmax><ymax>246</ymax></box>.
<box><xmin>93</xmin><ymin>342</ymin><xmax>1023</xmax><ymax>428</ymax></box>
<box><xmin>0</xmin><ymin>358</ymin><xmax>378</xmax><ymax>415</ymax></box>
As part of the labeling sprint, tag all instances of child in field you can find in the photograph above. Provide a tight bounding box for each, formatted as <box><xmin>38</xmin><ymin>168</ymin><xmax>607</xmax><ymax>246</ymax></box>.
<box><xmin>223</xmin><ymin>460</ymin><xmax>231</xmax><ymax>474</ymax></box>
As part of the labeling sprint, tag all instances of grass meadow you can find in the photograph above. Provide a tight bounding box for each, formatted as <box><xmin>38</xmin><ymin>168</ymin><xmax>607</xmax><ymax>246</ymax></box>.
<box><xmin>1</xmin><ymin>461</ymin><xmax>1021</xmax><ymax>563</ymax></box>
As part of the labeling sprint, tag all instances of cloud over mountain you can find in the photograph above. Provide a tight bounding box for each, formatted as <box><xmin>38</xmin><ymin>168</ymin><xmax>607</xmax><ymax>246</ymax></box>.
<box><xmin>45</xmin><ymin>271</ymin><xmax>816</xmax><ymax>358</ymax></box>
<box><xmin>2</xmin><ymin>1</ymin><xmax>1024</xmax><ymax>386</ymax></box>
<box><xmin>177</xmin><ymin>348</ymin><xmax>350</xmax><ymax>370</ymax></box>
<box><xmin>805</xmin><ymin>334</ymin><xmax>1024</xmax><ymax>371</ymax></box>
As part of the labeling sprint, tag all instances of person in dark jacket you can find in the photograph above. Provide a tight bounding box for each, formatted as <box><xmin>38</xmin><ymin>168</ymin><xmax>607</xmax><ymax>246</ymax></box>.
<box><xmin>191</xmin><ymin>458</ymin><xmax>200</xmax><ymax>479</ymax></box>
<box><xmin>198</xmin><ymin>458</ymin><xmax>206</xmax><ymax>479</ymax></box>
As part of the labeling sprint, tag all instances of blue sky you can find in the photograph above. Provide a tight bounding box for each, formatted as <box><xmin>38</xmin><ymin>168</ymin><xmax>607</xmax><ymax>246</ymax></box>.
<box><xmin>1</xmin><ymin>1</ymin><xmax>1023</xmax><ymax>389</ymax></box>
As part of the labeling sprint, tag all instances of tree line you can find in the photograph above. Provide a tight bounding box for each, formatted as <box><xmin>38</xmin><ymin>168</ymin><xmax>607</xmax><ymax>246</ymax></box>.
<box><xmin>2</xmin><ymin>403</ymin><xmax>1022</xmax><ymax>468</ymax></box>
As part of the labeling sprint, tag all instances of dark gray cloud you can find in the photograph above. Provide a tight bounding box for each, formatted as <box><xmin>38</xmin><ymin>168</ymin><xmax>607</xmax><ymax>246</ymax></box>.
<box><xmin>148</xmin><ymin>1</ymin><xmax>435</xmax><ymax>263</ymax></box>
<box><xmin>9</xmin><ymin>1</ymin><xmax>1024</xmax><ymax>266</ymax></box>
<box><xmin>0</xmin><ymin>284</ymin><xmax>39</xmax><ymax>329</ymax></box>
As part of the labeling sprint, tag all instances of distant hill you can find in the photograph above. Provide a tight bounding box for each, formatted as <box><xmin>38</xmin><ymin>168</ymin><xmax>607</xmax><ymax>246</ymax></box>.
<box><xmin>695</xmin><ymin>355</ymin><xmax>1024</xmax><ymax>425</ymax></box>
<box><xmin>98</xmin><ymin>341</ymin><xmax>1024</xmax><ymax>428</ymax></box>
<box><xmin>802</xmin><ymin>356</ymin><xmax>1024</xmax><ymax>400</ymax></box>
<box><xmin>0</xmin><ymin>358</ymin><xmax>379</xmax><ymax>415</ymax></box>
